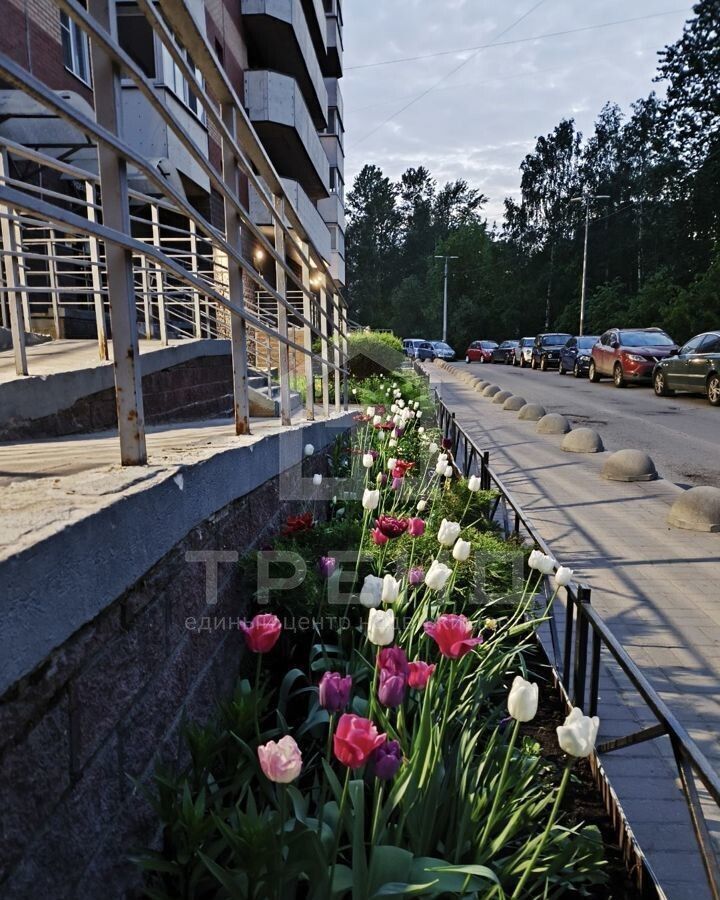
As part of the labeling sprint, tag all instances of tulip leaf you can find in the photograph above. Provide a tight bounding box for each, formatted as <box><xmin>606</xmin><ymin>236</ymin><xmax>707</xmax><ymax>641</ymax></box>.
<box><xmin>370</xmin><ymin>881</ymin><xmax>439</xmax><ymax>898</ymax></box>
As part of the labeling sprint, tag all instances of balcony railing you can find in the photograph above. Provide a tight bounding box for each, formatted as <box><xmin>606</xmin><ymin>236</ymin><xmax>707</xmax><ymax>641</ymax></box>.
<box><xmin>0</xmin><ymin>0</ymin><xmax>348</xmax><ymax>466</ymax></box>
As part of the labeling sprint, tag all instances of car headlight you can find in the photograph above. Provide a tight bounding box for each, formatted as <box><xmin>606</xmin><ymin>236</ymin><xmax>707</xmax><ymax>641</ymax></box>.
<box><xmin>625</xmin><ymin>353</ymin><xmax>648</xmax><ymax>363</ymax></box>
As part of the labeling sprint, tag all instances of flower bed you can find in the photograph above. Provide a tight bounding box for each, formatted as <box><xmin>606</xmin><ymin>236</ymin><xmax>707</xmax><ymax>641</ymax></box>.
<box><xmin>136</xmin><ymin>370</ymin><xmax>638</xmax><ymax>899</ymax></box>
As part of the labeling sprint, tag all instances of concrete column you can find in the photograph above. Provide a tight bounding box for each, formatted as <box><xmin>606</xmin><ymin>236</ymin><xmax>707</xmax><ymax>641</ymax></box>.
<box><xmin>341</xmin><ymin>303</ymin><xmax>349</xmax><ymax>411</ymax></box>
<box><xmin>0</xmin><ymin>150</ymin><xmax>28</xmax><ymax>375</ymax></box>
<box><xmin>188</xmin><ymin>218</ymin><xmax>202</xmax><ymax>338</ymax></box>
<box><xmin>46</xmin><ymin>229</ymin><xmax>60</xmax><ymax>338</ymax></box>
<box><xmin>88</xmin><ymin>0</ymin><xmax>146</xmax><ymax>465</ymax></box>
<box><xmin>220</xmin><ymin>104</ymin><xmax>251</xmax><ymax>435</ymax></box>
<box><xmin>273</xmin><ymin>195</ymin><xmax>292</xmax><ymax>426</ymax></box>
<box><xmin>319</xmin><ymin>284</ymin><xmax>330</xmax><ymax>418</ymax></box>
<box><xmin>332</xmin><ymin>295</ymin><xmax>341</xmax><ymax>413</ymax></box>
<box><xmin>299</xmin><ymin>241</ymin><xmax>314</xmax><ymax>420</ymax></box>
<box><xmin>150</xmin><ymin>203</ymin><xmax>168</xmax><ymax>346</ymax></box>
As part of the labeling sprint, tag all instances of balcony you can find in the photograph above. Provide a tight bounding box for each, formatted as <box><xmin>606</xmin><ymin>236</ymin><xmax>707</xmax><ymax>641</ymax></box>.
<box><xmin>329</xmin><ymin>249</ymin><xmax>345</xmax><ymax>285</ymax></box>
<box><xmin>320</xmin><ymin>132</ymin><xmax>343</xmax><ymax>171</ymax></box>
<box><xmin>300</xmin><ymin>0</ymin><xmax>327</xmax><ymax>59</ymax></box>
<box><xmin>317</xmin><ymin>191</ymin><xmax>345</xmax><ymax>229</ymax></box>
<box><xmin>324</xmin><ymin>13</ymin><xmax>342</xmax><ymax>77</ymax></box>
<box><xmin>324</xmin><ymin>77</ymin><xmax>344</xmax><ymax>125</ymax></box>
<box><xmin>241</xmin><ymin>0</ymin><xmax>328</xmax><ymax>129</ymax></box>
<box><xmin>245</xmin><ymin>70</ymin><xmax>330</xmax><ymax>200</ymax></box>
<box><xmin>249</xmin><ymin>177</ymin><xmax>332</xmax><ymax>262</ymax></box>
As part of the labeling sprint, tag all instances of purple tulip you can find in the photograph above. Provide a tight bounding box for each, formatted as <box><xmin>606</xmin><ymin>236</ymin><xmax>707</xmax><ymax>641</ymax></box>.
<box><xmin>319</xmin><ymin>671</ymin><xmax>352</xmax><ymax>713</ymax></box>
<box><xmin>408</xmin><ymin>566</ymin><xmax>425</xmax><ymax>586</ymax></box>
<box><xmin>391</xmin><ymin>476</ymin><xmax>403</xmax><ymax>491</ymax></box>
<box><xmin>441</xmin><ymin>437</ymin><xmax>453</xmax><ymax>450</ymax></box>
<box><xmin>372</xmin><ymin>739</ymin><xmax>403</xmax><ymax>780</ymax></box>
<box><xmin>393</xmin><ymin>427</ymin><xmax>405</xmax><ymax>439</ymax></box>
<box><xmin>377</xmin><ymin>646</ymin><xmax>408</xmax><ymax>709</ymax></box>
<box><xmin>318</xmin><ymin>556</ymin><xmax>337</xmax><ymax>580</ymax></box>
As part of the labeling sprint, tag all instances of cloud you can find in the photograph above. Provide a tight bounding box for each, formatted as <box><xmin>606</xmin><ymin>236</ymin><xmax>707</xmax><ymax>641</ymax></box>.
<box><xmin>342</xmin><ymin>0</ymin><xmax>694</xmax><ymax>226</ymax></box>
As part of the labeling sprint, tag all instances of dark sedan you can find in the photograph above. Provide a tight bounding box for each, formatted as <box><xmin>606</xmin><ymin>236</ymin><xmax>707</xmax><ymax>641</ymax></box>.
<box><xmin>653</xmin><ymin>331</ymin><xmax>720</xmax><ymax>406</ymax></box>
<box><xmin>558</xmin><ymin>336</ymin><xmax>599</xmax><ymax>377</ymax></box>
<box><xmin>491</xmin><ymin>340</ymin><xmax>519</xmax><ymax>364</ymax></box>
<box><xmin>415</xmin><ymin>341</ymin><xmax>437</xmax><ymax>361</ymax></box>
<box><xmin>531</xmin><ymin>333</ymin><xmax>573</xmax><ymax>370</ymax></box>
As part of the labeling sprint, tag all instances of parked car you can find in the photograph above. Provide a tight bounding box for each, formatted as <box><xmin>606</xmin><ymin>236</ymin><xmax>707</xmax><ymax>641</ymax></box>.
<box><xmin>491</xmin><ymin>340</ymin><xmax>519</xmax><ymax>364</ymax></box>
<box><xmin>465</xmin><ymin>340</ymin><xmax>498</xmax><ymax>364</ymax></box>
<box><xmin>431</xmin><ymin>340</ymin><xmax>456</xmax><ymax>361</ymax></box>
<box><xmin>402</xmin><ymin>338</ymin><xmax>427</xmax><ymax>359</ymax></box>
<box><xmin>415</xmin><ymin>340</ymin><xmax>437</xmax><ymax>361</ymax></box>
<box><xmin>589</xmin><ymin>327</ymin><xmax>678</xmax><ymax>387</ymax></box>
<box><xmin>653</xmin><ymin>331</ymin><xmax>720</xmax><ymax>406</ymax></box>
<box><xmin>531</xmin><ymin>333</ymin><xmax>573</xmax><ymax>370</ymax></box>
<box><xmin>558</xmin><ymin>335</ymin><xmax>599</xmax><ymax>377</ymax></box>
<box><xmin>513</xmin><ymin>337</ymin><xmax>535</xmax><ymax>367</ymax></box>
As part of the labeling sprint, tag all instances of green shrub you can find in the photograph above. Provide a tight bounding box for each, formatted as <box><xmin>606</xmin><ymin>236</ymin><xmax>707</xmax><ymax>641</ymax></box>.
<box><xmin>346</xmin><ymin>330</ymin><xmax>405</xmax><ymax>379</ymax></box>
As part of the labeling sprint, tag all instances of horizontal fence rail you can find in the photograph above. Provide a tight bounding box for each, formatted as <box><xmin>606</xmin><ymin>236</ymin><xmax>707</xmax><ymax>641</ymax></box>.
<box><xmin>434</xmin><ymin>388</ymin><xmax>720</xmax><ymax>900</ymax></box>
<box><xmin>0</xmin><ymin>0</ymin><xmax>349</xmax><ymax>463</ymax></box>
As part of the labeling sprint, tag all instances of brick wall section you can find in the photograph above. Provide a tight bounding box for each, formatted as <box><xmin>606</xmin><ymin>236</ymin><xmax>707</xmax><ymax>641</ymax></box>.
<box><xmin>0</xmin><ymin>354</ymin><xmax>235</xmax><ymax>441</ymax></box>
<box><xmin>0</xmin><ymin>452</ymin><xmax>330</xmax><ymax>898</ymax></box>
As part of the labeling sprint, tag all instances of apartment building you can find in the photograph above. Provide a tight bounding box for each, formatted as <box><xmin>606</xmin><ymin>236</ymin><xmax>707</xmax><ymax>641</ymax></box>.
<box><xmin>0</xmin><ymin>0</ymin><xmax>345</xmax><ymax>340</ymax></box>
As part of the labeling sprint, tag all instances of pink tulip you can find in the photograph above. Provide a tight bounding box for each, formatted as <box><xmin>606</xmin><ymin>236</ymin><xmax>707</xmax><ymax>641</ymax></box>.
<box><xmin>257</xmin><ymin>735</ymin><xmax>302</xmax><ymax>783</ymax></box>
<box><xmin>423</xmin><ymin>614</ymin><xmax>482</xmax><ymax>659</ymax></box>
<box><xmin>240</xmin><ymin>614</ymin><xmax>282</xmax><ymax>653</ymax></box>
<box><xmin>407</xmin><ymin>517</ymin><xmax>425</xmax><ymax>537</ymax></box>
<box><xmin>408</xmin><ymin>661</ymin><xmax>436</xmax><ymax>689</ymax></box>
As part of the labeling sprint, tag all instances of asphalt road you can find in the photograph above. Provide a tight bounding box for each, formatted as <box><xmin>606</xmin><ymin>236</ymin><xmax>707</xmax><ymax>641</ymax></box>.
<box><xmin>446</xmin><ymin>359</ymin><xmax>720</xmax><ymax>488</ymax></box>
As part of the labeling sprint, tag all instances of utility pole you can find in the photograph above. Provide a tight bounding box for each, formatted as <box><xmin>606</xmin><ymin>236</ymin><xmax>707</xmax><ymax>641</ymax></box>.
<box><xmin>570</xmin><ymin>194</ymin><xmax>609</xmax><ymax>335</ymax></box>
<box><xmin>434</xmin><ymin>254</ymin><xmax>459</xmax><ymax>343</ymax></box>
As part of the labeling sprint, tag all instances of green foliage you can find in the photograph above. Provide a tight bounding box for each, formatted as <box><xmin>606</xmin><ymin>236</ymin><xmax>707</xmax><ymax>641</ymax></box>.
<box><xmin>347</xmin><ymin>330</ymin><xmax>405</xmax><ymax>379</ymax></box>
<box><xmin>346</xmin><ymin>3</ymin><xmax>720</xmax><ymax>347</ymax></box>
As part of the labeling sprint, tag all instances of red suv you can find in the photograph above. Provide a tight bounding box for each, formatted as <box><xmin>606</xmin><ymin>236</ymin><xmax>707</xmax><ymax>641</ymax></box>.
<box><xmin>465</xmin><ymin>340</ymin><xmax>498</xmax><ymax>364</ymax></box>
<box><xmin>589</xmin><ymin>328</ymin><xmax>678</xmax><ymax>388</ymax></box>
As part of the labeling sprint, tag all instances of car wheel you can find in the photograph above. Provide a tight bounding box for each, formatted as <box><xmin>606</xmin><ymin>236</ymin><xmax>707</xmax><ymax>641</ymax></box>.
<box><xmin>520</xmin><ymin>357</ymin><xmax>526</xmax><ymax>368</ymax></box>
<box><xmin>465</xmin><ymin>355</ymin><xmax>470</xmax><ymax>364</ymax></box>
<box><xmin>588</xmin><ymin>360</ymin><xmax>600</xmax><ymax>383</ymax></box>
<box><xmin>653</xmin><ymin>370</ymin><xmax>673</xmax><ymax>397</ymax></box>
<box><xmin>540</xmin><ymin>356</ymin><xmax>548</xmax><ymax>372</ymax></box>
<box><xmin>573</xmin><ymin>362</ymin><xmax>582</xmax><ymax>378</ymax></box>
<box><xmin>613</xmin><ymin>363</ymin><xmax>626</xmax><ymax>388</ymax></box>
<box><xmin>707</xmin><ymin>373</ymin><xmax>720</xmax><ymax>407</ymax></box>
<box><xmin>558</xmin><ymin>360</ymin><xmax>566</xmax><ymax>375</ymax></box>
<box><xmin>530</xmin><ymin>357</ymin><xmax>537</xmax><ymax>370</ymax></box>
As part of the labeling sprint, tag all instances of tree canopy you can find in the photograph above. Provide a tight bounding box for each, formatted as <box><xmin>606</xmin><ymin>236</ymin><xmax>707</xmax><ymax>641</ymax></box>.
<box><xmin>345</xmin><ymin>1</ymin><xmax>719</xmax><ymax>351</ymax></box>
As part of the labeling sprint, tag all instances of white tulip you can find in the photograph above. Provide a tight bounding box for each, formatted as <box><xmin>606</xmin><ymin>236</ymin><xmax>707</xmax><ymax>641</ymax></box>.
<box><xmin>367</xmin><ymin>608</ymin><xmax>395</xmax><ymax>646</ymax></box>
<box><xmin>424</xmin><ymin>560</ymin><xmax>453</xmax><ymax>591</ymax></box>
<box><xmin>418</xmin><ymin>426</ymin><xmax>425</xmax><ymax>435</ymax></box>
<box><xmin>359</xmin><ymin>574</ymin><xmax>383</xmax><ymax>608</ymax></box>
<box><xmin>452</xmin><ymin>538</ymin><xmax>472</xmax><ymax>562</ymax></box>
<box><xmin>366</xmin><ymin>406</ymin><xmax>376</xmax><ymax>417</ymax></box>
<box><xmin>428</xmin><ymin>442</ymin><xmax>439</xmax><ymax>455</ymax></box>
<box><xmin>557</xmin><ymin>707</ymin><xmax>600</xmax><ymax>758</ymax></box>
<box><xmin>387</xmin><ymin>458</ymin><xmax>397</xmax><ymax>471</ymax></box>
<box><xmin>362</xmin><ymin>453</ymin><xmax>374</xmax><ymax>468</ymax></box>
<box><xmin>304</xmin><ymin>444</ymin><xmax>314</xmax><ymax>456</ymax></box>
<box><xmin>390</xmin><ymin>403</ymin><xmax>398</xmax><ymax>413</ymax></box>
<box><xmin>397</xmin><ymin>399</ymin><xmax>405</xmax><ymax>409</ymax></box>
<box><xmin>467</xmin><ymin>475</ymin><xmax>482</xmax><ymax>492</ymax></box>
<box><xmin>416</xmin><ymin>499</ymin><xmax>427</xmax><ymax>512</ymax></box>
<box><xmin>444</xmin><ymin>465</ymin><xmax>453</xmax><ymax>479</ymax></box>
<box><xmin>413</xmin><ymin>401</ymin><xmax>420</xmax><ymax>409</ymax></box>
<box><xmin>312</xmin><ymin>474</ymin><xmax>323</xmax><ymax>486</ymax></box>
<box><xmin>528</xmin><ymin>549</ymin><xmax>544</xmax><ymax>570</ymax></box>
<box><xmin>362</xmin><ymin>488</ymin><xmax>380</xmax><ymax>510</ymax></box>
<box><xmin>351</xmin><ymin>388</ymin><xmax>357</xmax><ymax>395</ymax></box>
<box><xmin>372</xmin><ymin>415</ymin><xmax>382</xmax><ymax>426</ymax></box>
<box><xmin>437</xmin><ymin>518</ymin><xmax>461</xmax><ymax>547</ymax></box>
<box><xmin>388</xmin><ymin>438</ymin><xmax>398</xmax><ymax>447</ymax></box>
<box><xmin>381</xmin><ymin>574</ymin><xmax>401</xmax><ymax>604</ymax></box>
<box><xmin>537</xmin><ymin>554</ymin><xmax>557</xmax><ymax>576</ymax></box>
<box><xmin>385</xmin><ymin>414</ymin><xmax>393</xmax><ymax>421</ymax></box>
<box><xmin>553</xmin><ymin>566</ymin><xmax>574</xmax><ymax>588</ymax></box>
<box><xmin>508</xmin><ymin>676</ymin><xmax>539</xmax><ymax>722</ymax></box>
<box><xmin>416</xmin><ymin>410</ymin><xmax>422</xmax><ymax>419</ymax></box>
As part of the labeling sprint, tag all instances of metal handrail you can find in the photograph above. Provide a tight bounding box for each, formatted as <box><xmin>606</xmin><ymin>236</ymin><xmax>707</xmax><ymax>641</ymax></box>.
<box><xmin>434</xmin><ymin>389</ymin><xmax>720</xmax><ymax>900</ymax></box>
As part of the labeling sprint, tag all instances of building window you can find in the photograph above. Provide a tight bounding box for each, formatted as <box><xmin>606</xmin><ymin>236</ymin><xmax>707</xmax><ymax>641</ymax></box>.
<box><xmin>160</xmin><ymin>39</ymin><xmax>206</xmax><ymax>122</ymax></box>
<box><xmin>60</xmin><ymin>12</ymin><xmax>91</xmax><ymax>86</ymax></box>
<box><xmin>117</xmin><ymin>5</ymin><xmax>156</xmax><ymax>78</ymax></box>
<box><xmin>329</xmin><ymin>166</ymin><xmax>344</xmax><ymax>202</ymax></box>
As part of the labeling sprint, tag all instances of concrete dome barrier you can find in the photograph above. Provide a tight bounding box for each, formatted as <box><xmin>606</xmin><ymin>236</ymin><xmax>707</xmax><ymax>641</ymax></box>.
<box><xmin>536</xmin><ymin>413</ymin><xmax>570</xmax><ymax>434</ymax></box>
<box><xmin>668</xmin><ymin>486</ymin><xmax>720</xmax><ymax>532</ymax></box>
<box><xmin>503</xmin><ymin>395</ymin><xmax>526</xmax><ymax>411</ymax></box>
<box><xmin>602</xmin><ymin>449</ymin><xmax>658</xmax><ymax>482</ymax></box>
<box><xmin>493</xmin><ymin>390</ymin><xmax>513</xmax><ymax>405</ymax></box>
<box><xmin>482</xmin><ymin>384</ymin><xmax>501</xmax><ymax>397</ymax></box>
<box><xmin>518</xmin><ymin>403</ymin><xmax>546</xmax><ymax>421</ymax></box>
<box><xmin>561</xmin><ymin>427</ymin><xmax>604</xmax><ymax>453</ymax></box>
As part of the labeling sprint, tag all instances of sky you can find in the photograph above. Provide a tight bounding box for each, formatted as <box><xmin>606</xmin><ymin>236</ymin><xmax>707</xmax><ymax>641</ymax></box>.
<box><xmin>342</xmin><ymin>0</ymin><xmax>696</xmax><ymax>225</ymax></box>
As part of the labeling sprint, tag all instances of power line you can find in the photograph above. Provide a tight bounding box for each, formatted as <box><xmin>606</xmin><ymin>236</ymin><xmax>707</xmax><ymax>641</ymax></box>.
<box><xmin>346</xmin><ymin>9</ymin><xmax>688</xmax><ymax>72</ymax></box>
<box><xmin>354</xmin><ymin>0</ymin><xmax>548</xmax><ymax>147</ymax></box>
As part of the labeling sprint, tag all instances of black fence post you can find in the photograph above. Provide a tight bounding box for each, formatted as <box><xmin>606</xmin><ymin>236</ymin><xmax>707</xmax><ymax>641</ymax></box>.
<box><xmin>481</xmin><ymin>450</ymin><xmax>490</xmax><ymax>490</ymax></box>
<box><xmin>573</xmin><ymin>585</ymin><xmax>591</xmax><ymax>709</ymax></box>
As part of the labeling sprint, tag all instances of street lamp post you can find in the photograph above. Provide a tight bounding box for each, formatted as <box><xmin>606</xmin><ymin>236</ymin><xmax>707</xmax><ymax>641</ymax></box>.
<box><xmin>570</xmin><ymin>194</ymin><xmax>609</xmax><ymax>335</ymax></box>
<box><xmin>434</xmin><ymin>254</ymin><xmax>459</xmax><ymax>343</ymax></box>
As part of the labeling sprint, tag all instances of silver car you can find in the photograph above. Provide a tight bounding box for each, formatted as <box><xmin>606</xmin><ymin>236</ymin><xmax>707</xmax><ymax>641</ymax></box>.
<box><xmin>513</xmin><ymin>337</ymin><xmax>535</xmax><ymax>367</ymax></box>
<box><xmin>431</xmin><ymin>340</ymin><xmax>456</xmax><ymax>361</ymax></box>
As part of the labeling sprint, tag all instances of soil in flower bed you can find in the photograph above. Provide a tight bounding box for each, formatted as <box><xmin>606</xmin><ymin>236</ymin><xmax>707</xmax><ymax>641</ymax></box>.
<box><xmin>527</xmin><ymin>650</ymin><xmax>642</xmax><ymax>900</ymax></box>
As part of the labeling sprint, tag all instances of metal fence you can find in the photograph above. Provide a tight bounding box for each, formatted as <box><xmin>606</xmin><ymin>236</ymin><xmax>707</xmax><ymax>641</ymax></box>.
<box><xmin>435</xmin><ymin>391</ymin><xmax>720</xmax><ymax>900</ymax></box>
<box><xmin>0</xmin><ymin>0</ymin><xmax>348</xmax><ymax>465</ymax></box>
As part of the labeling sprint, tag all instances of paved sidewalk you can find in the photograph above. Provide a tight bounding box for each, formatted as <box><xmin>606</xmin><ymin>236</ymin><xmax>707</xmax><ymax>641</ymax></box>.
<box><xmin>429</xmin><ymin>365</ymin><xmax>720</xmax><ymax>900</ymax></box>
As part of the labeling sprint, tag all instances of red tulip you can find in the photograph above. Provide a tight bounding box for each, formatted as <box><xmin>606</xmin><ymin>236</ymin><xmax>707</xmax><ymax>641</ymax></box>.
<box><xmin>407</xmin><ymin>517</ymin><xmax>425</xmax><ymax>537</ymax></box>
<box><xmin>333</xmin><ymin>713</ymin><xmax>386</xmax><ymax>769</ymax></box>
<box><xmin>240</xmin><ymin>613</ymin><xmax>282</xmax><ymax>653</ymax></box>
<box><xmin>371</xmin><ymin>527</ymin><xmax>389</xmax><ymax>546</ymax></box>
<box><xmin>423</xmin><ymin>614</ymin><xmax>482</xmax><ymax>659</ymax></box>
<box><xmin>394</xmin><ymin>459</ymin><xmax>415</xmax><ymax>476</ymax></box>
<box><xmin>408</xmin><ymin>660</ymin><xmax>436</xmax><ymax>689</ymax></box>
<box><xmin>376</xmin><ymin>515</ymin><xmax>409</xmax><ymax>539</ymax></box>
<box><xmin>282</xmin><ymin>512</ymin><xmax>314</xmax><ymax>536</ymax></box>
